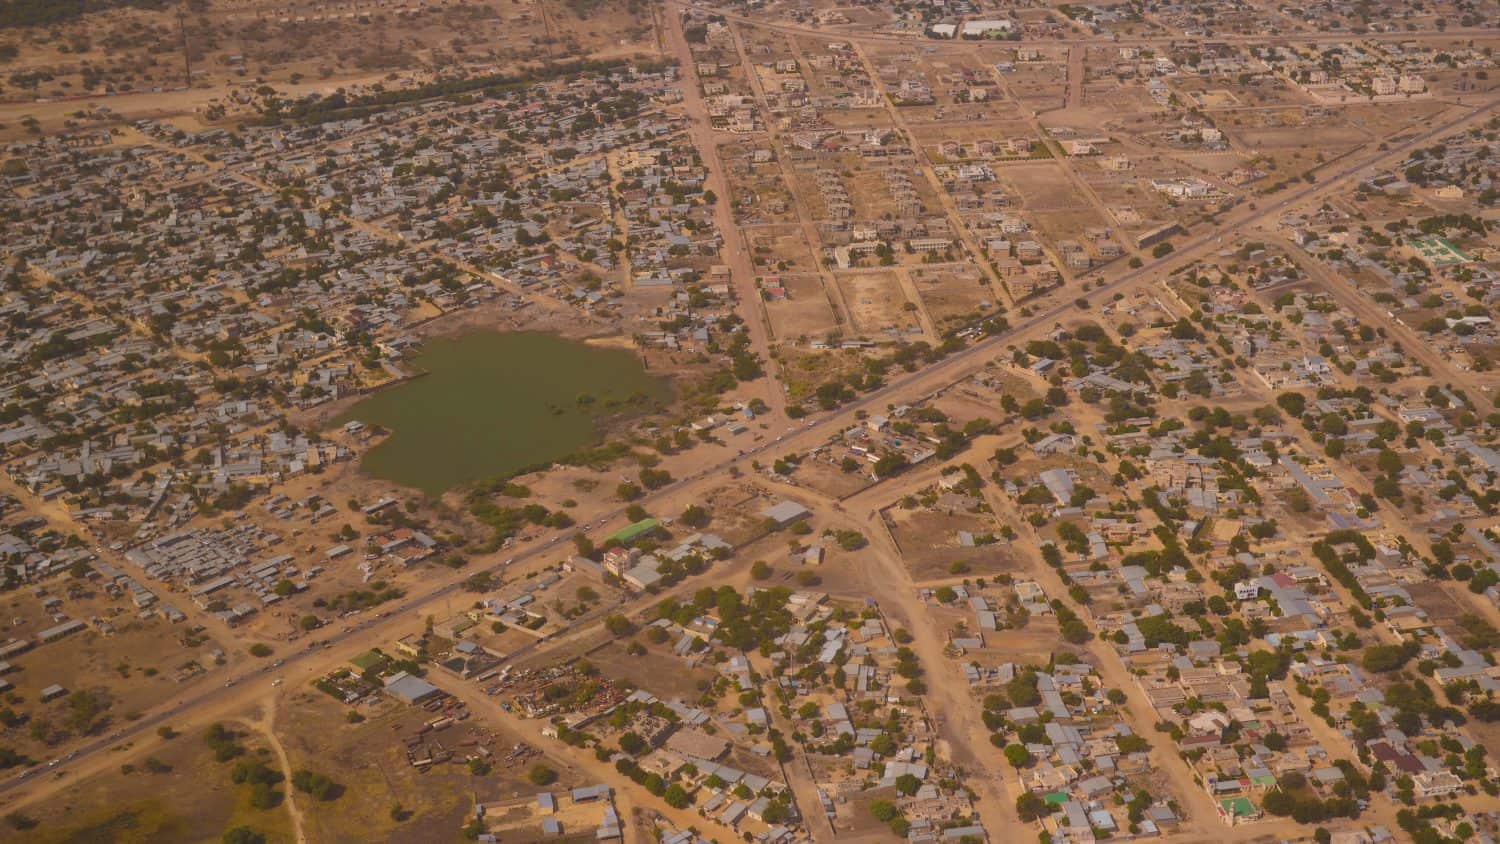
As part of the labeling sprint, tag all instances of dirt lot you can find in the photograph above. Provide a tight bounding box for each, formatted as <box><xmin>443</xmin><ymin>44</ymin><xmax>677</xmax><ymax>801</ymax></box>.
<box><xmin>837</xmin><ymin>785</ymin><xmax>910</xmax><ymax>838</ymax></box>
<box><xmin>766</xmin><ymin>273</ymin><xmax>842</xmax><ymax>342</ymax></box>
<box><xmin>928</xmin><ymin>604</ymin><xmax>1065</xmax><ymax>666</ymax></box>
<box><xmin>691</xmin><ymin>482</ymin><xmax>779</xmax><ymax>547</ymax></box>
<box><xmin>910</xmin><ymin>266</ymin><xmax>997</xmax><ymax>330</ymax></box>
<box><xmin>886</xmin><ymin>510</ymin><xmax>1021</xmax><ymax>583</ymax></box>
<box><xmin>583</xmin><ymin>640</ymin><xmax>717</xmax><ymax>706</ymax></box>
<box><xmin>1001</xmin><ymin>63</ymin><xmax>1069</xmax><ymax>112</ymax></box>
<box><xmin>924</xmin><ymin>391</ymin><xmax>1006</xmax><ymax>429</ymax></box>
<box><xmin>1028</xmin><ymin>208</ymin><xmax>1116</xmax><ymax>253</ymax></box>
<box><xmin>786</xmin><ymin>456</ymin><xmax>874</xmax><ymax>500</ymax></box>
<box><xmin>844</xmin><ymin>181</ymin><xmax>902</xmax><ymax>229</ymax></box>
<box><xmin>1001</xmin><ymin>162</ymin><xmax>1090</xmax><ymax>212</ymax></box>
<box><xmin>0</xmin><ymin>607</ymin><xmax>232</xmax><ymax>764</ymax></box>
<box><xmin>727</xmin><ymin>152</ymin><xmax>799</xmax><ymax>227</ymax></box>
<box><xmin>276</xmin><ymin>689</ymin><xmax>515</xmax><ymax>844</ymax></box>
<box><xmin>749</xmin><ymin>227</ymin><xmax>819</xmax><ymax>274</ymax></box>
<box><xmin>777</xmin><ymin>347</ymin><xmax>877</xmax><ymax>404</ymax></box>
<box><xmin>836</xmin><ymin>271</ymin><xmax>921</xmax><ymax>338</ymax></box>
<box><xmin>1084</xmin><ymin>78</ymin><xmax>1161</xmax><ymax>113</ymax></box>
<box><xmin>1403</xmin><ymin>582</ymin><xmax>1471</xmax><ymax>627</ymax></box>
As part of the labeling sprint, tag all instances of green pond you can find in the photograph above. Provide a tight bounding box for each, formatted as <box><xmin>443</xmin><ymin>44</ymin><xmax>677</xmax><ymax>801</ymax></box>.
<box><xmin>337</xmin><ymin>331</ymin><xmax>670</xmax><ymax>496</ymax></box>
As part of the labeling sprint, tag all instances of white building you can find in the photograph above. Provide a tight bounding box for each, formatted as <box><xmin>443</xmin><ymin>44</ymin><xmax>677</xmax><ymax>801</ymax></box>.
<box><xmin>962</xmin><ymin>19</ymin><xmax>1013</xmax><ymax>37</ymax></box>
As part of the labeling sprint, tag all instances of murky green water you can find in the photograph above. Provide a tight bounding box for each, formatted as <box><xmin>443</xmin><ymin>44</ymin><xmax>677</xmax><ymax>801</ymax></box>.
<box><xmin>337</xmin><ymin>332</ymin><xmax>669</xmax><ymax>496</ymax></box>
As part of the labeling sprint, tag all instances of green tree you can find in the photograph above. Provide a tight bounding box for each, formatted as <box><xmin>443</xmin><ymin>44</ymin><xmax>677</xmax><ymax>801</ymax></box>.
<box><xmin>619</xmin><ymin>732</ymin><xmax>646</xmax><ymax>755</ymax></box>
<box><xmin>1016</xmin><ymin>792</ymin><xmax>1048</xmax><ymax>821</ymax></box>
<box><xmin>834</xmin><ymin>530</ymin><xmax>867</xmax><ymax>551</ymax></box>
<box><xmin>664</xmin><ymin>783</ymin><xmax>691</xmax><ymax>808</ymax></box>
<box><xmin>291</xmin><ymin>769</ymin><xmax>339</xmax><ymax>800</ymax></box>
<box><xmin>1362</xmin><ymin>643</ymin><xmax>1414</xmax><ymax>673</ymax></box>
<box><xmin>247</xmin><ymin>781</ymin><xmax>279</xmax><ymax>810</ymax></box>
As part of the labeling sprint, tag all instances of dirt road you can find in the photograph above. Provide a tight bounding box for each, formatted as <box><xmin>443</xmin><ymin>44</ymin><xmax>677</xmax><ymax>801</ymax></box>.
<box><xmin>722</xmin><ymin>21</ymin><xmax>859</xmax><ymax>335</ymax></box>
<box><xmin>663</xmin><ymin>4</ymin><xmax>790</xmax><ymax>419</ymax></box>
<box><xmin>237</xmin><ymin>696</ymin><xmax>308</xmax><ymax>844</ymax></box>
<box><xmin>858</xmin><ymin>510</ymin><xmax>1019</xmax><ymax>832</ymax></box>
<box><xmin>975</xmin><ymin>484</ymin><xmax>1227</xmax><ymax>834</ymax></box>
<box><xmin>434</xmin><ymin>677</ymin><xmax>728</xmax><ymax>844</ymax></box>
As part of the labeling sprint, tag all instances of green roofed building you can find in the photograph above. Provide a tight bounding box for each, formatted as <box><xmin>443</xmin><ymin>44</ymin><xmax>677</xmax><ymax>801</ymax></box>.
<box><xmin>1217</xmin><ymin>797</ymin><xmax>1257</xmax><ymax>824</ymax></box>
<box><xmin>1043</xmin><ymin>792</ymin><xmax>1070</xmax><ymax>805</ymax></box>
<box><xmin>607</xmin><ymin>518</ymin><xmax>662</xmax><ymax>545</ymax></box>
<box><xmin>1412</xmin><ymin>235</ymin><xmax>1471</xmax><ymax>266</ymax></box>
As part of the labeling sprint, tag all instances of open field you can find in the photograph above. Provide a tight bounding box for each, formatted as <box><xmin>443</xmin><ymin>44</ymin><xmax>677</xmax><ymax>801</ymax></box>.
<box><xmin>909</xmin><ymin>266</ymin><xmax>996</xmax><ymax>330</ymax></box>
<box><xmin>16</xmin><ymin>716</ymin><xmax>294</xmax><ymax>844</ymax></box>
<box><xmin>836</xmin><ymin>271</ymin><xmax>920</xmax><ymax>337</ymax></box>
<box><xmin>275</xmin><ymin>690</ymin><xmax>503</xmax><ymax>843</ymax></box>
<box><xmin>886</xmin><ymin>509</ymin><xmax>1022</xmax><ymax>582</ymax></box>
<box><xmin>1000</xmin><ymin>162</ymin><xmax>1090</xmax><ymax>212</ymax></box>
<box><xmin>765</xmin><ymin>273</ymin><xmax>842</xmax><ymax>341</ymax></box>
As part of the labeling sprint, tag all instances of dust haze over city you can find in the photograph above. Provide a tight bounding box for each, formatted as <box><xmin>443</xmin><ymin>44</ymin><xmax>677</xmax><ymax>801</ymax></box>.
<box><xmin>0</xmin><ymin>0</ymin><xmax>1498</xmax><ymax>842</ymax></box>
